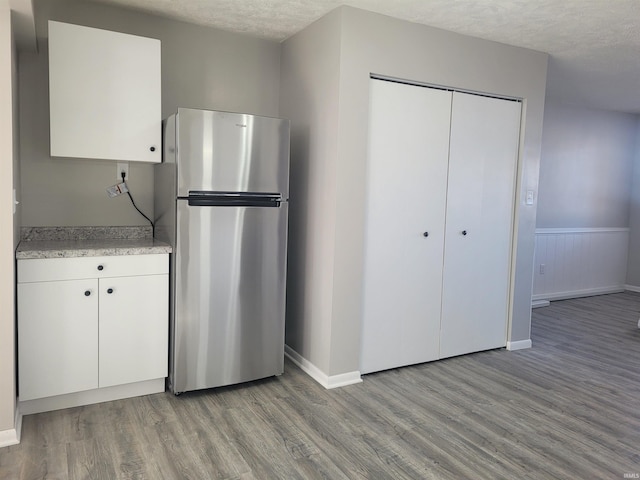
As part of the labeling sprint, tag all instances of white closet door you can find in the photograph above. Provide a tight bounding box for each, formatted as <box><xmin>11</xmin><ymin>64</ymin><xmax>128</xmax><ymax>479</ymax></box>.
<box><xmin>439</xmin><ymin>92</ymin><xmax>521</xmax><ymax>359</ymax></box>
<box><xmin>360</xmin><ymin>79</ymin><xmax>451</xmax><ymax>374</ymax></box>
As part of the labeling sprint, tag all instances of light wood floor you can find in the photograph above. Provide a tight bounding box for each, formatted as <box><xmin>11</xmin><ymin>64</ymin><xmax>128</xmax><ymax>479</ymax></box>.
<box><xmin>3</xmin><ymin>292</ymin><xmax>640</xmax><ymax>479</ymax></box>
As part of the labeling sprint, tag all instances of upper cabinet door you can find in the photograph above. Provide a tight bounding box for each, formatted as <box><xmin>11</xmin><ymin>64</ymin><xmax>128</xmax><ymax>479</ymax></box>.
<box><xmin>48</xmin><ymin>21</ymin><xmax>161</xmax><ymax>163</ymax></box>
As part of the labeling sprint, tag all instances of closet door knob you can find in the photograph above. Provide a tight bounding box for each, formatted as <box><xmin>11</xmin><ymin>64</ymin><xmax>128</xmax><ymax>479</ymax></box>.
<box><xmin>462</xmin><ymin>230</ymin><xmax>467</xmax><ymax>236</ymax></box>
<box><xmin>423</xmin><ymin>232</ymin><xmax>429</xmax><ymax>237</ymax></box>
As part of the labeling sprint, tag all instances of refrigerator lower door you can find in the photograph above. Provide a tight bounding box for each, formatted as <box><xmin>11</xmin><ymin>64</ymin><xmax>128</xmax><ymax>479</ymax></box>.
<box><xmin>172</xmin><ymin>199</ymin><xmax>288</xmax><ymax>393</ymax></box>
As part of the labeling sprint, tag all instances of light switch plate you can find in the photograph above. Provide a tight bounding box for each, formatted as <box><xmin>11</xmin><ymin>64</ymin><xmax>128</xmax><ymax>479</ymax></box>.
<box><xmin>526</xmin><ymin>190</ymin><xmax>534</xmax><ymax>205</ymax></box>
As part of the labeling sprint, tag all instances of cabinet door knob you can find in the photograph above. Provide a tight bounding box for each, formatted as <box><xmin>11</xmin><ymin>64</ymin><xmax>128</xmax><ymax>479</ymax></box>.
<box><xmin>107</xmin><ymin>288</ymin><xmax>114</xmax><ymax>294</ymax></box>
<box><xmin>150</xmin><ymin>146</ymin><xmax>156</xmax><ymax>152</ymax></box>
<box><xmin>97</xmin><ymin>265</ymin><xmax>104</xmax><ymax>271</ymax></box>
<box><xmin>462</xmin><ymin>230</ymin><xmax>468</xmax><ymax>236</ymax></box>
<box><xmin>423</xmin><ymin>232</ymin><xmax>429</xmax><ymax>237</ymax></box>
<box><xmin>84</xmin><ymin>290</ymin><xmax>91</xmax><ymax>296</ymax></box>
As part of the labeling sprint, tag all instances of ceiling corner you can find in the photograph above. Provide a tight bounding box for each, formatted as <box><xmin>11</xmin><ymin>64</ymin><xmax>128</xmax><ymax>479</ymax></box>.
<box><xmin>10</xmin><ymin>0</ymin><xmax>37</xmax><ymax>52</ymax></box>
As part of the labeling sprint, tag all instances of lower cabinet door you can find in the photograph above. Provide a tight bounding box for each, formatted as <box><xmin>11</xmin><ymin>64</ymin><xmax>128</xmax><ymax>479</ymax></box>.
<box><xmin>18</xmin><ymin>279</ymin><xmax>99</xmax><ymax>401</ymax></box>
<box><xmin>98</xmin><ymin>274</ymin><xmax>168</xmax><ymax>388</ymax></box>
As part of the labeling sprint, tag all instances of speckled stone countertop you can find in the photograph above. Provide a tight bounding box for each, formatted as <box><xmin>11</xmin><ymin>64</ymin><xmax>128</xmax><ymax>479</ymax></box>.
<box><xmin>16</xmin><ymin>226</ymin><xmax>172</xmax><ymax>259</ymax></box>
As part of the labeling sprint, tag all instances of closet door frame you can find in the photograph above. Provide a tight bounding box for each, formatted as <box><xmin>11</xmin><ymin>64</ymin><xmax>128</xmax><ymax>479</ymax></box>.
<box><xmin>361</xmin><ymin>75</ymin><xmax>523</xmax><ymax>374</ymax></box>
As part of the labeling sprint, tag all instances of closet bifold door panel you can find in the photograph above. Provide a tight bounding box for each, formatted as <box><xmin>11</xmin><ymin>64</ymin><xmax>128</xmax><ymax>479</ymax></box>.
<box><xmin>360</xmin><ymin>79</ymin><xmax>451</xmax><ymax>375</ymax></box>
<box><xmin>361</xmin><ymin>78</ymin><xmax>522</xmax><ymax>375</ymax></box>
<box><xmin>438</xmin><ymin>93</ymin><xmax>521</xmax><ymax>359</ymax></box>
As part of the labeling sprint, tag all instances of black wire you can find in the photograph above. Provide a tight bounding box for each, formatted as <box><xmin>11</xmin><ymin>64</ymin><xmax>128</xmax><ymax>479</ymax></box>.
<box><xmin>121</xmin><ymin>172</ymin><xmax>155</xmax><ymax>237</ymax></box>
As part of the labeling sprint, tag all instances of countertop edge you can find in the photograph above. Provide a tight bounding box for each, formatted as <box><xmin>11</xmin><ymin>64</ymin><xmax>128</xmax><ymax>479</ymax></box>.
<box><xmin>16</xmin><ymin>240</ymin><xmax>172</xmax><ymax>260</ymax></box>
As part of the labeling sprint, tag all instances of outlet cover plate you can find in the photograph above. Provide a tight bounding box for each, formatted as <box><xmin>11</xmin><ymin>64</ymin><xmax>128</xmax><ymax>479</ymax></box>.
<box><xmin>117</xmin><ymin>162</ymin><xmax>129</xmax><ymax>181</ymax></box>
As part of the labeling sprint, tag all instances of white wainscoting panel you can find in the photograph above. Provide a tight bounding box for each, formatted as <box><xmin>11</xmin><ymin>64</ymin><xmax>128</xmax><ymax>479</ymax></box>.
<box><xmin>533</xmin><ymin>228</ymin><xmax>629</xmax><ymax>302</ymax></box>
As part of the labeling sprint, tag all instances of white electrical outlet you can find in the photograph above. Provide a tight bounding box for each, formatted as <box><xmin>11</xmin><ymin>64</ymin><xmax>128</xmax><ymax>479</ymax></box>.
<box><xmin>117</xmin><ymin>162</ymin><xmax>129</xmax><ymax>181</ymax></box>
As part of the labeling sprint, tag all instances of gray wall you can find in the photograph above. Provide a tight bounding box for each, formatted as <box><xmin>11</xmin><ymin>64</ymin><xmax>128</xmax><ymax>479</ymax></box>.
<box><xmin>626</xmin><ymin>119</ymin><xmax>640</xmax><ymax>286</ymax></box>
<box><xmin>0</xmin><ymin>0</ymin><xmax>18</xmax><ymax>435</ymax></box>
<box><xmin>19</xmin><ymin>0</ymin><xmax>281</xmax><ymax>227</ymax></box>
<box><xmin>281</xmin><ymin>6</ymin><xmax>548</xmax><ymax>378</ymax></box>
<box><xmin>279</xmin><ymin>10</ymin><xmax>342</xmax><ymax>374</ymax></box>
<box><xmin>537</xmin><ymin>100</ymin><xmax>637</xmax><ymax>228</ymax></box>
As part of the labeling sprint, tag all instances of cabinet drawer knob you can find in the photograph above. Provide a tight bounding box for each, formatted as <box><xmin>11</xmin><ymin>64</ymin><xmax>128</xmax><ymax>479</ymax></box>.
<box><xmin>462</xmin><ymin>230</ymin><xmax>468</xmax><ymax>236</ymax></box>
<box><xmin>107</xmin><ymin>288</ymin><xmax>114</xmax><ymax>294</ymax></box>
<box><xmin>84</xmin><ymin>290</ymin><xmax>91</xmax><ymax>296</ymax></box>
<box><xmin>150</xmin><ymin>146</ymin><xmax>156</xmax><ymax>152</ymax></box>
<box><xmin>423</xmin><ymin>231</ymin><xmax>429</xmax><ymax>237</ymax></box>
<box><xmin>97</xmin><ymin>265</ymin><xmax>104</xmax><ymax>271</ymax></box>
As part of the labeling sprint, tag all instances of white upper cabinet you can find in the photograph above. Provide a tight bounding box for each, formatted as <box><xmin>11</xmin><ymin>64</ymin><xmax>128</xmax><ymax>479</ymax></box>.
<box><xmin>48</xmin><ymin>21</ymin><xmax>161</xmax><ymax>162</ymax></box>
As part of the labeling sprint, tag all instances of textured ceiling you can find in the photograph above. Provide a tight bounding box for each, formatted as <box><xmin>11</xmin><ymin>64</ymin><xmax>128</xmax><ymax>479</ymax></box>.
<box><xmin>83</xmin><ymin>0</ymin><xmax>640</xmax><ymax>113</ymax></box>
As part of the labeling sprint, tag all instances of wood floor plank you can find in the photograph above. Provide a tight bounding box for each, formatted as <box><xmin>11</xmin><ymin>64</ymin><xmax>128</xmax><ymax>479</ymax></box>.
<box><xmin>3</xmin><ymin>292</ymin><xmax>640</xmax><ymax>479</ymax></box>
<box><xmin>98</xmin><ymin>420</ymin><xmax>153</xmax><ymax>479</ymax></box>
<box><xmin>66</xmin><ymin>438</ymin><xmax>117</xmax><ymax>480</ymax></box>
<box><xmin>171</xmin><ymin>396</ymin><xmax>253</xmax><ymax>479</ymax></box>
<box><xmin>151</xmin><ymin>419</ymin><xmax>214</xmax><ymax>480</ymax></box>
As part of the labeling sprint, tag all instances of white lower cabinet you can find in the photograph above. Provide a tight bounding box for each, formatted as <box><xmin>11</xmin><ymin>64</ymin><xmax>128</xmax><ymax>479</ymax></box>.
<box><xmin>18</xmin><ymin>279</ymin><xmax>99</xmax><ymax>400</ymax></box>
<box><xmin>99</xmin><ymin>274</ymin><xmax>168</xmax><ymax>388</ymax></box>
<box><xmin>18</xmin><ymin>254</ymin><xmax>168</xmax><ymax>405</ymax></box>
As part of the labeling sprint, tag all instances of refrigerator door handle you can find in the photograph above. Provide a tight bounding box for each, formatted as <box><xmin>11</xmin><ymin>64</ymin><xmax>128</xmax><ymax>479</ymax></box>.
<box><xmin>186</xmin><ymin>191</ymin><xmax>283</xmax><ymax>207</ymax></box>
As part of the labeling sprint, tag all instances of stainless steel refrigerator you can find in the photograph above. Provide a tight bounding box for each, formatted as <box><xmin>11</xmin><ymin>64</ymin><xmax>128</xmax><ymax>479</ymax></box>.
<box><xmin>154</xmin><ymin>107</ymin><xmax>290</xmax><ymax>394</ymax></box>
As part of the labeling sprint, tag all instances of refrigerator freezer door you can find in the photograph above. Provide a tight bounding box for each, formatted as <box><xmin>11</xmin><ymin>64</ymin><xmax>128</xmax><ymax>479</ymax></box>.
<box><xmin>172</xmin><ymin>200</ymin><xmax>288</xmax><ymax>393</ymax></box>
<box><xmin>176</xmin><ymin>108</ymin><xmax>290</xmax><ymax>198</ymax></box>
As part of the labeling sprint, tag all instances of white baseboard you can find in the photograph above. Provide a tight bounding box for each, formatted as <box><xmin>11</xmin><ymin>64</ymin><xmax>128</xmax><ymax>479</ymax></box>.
<box><xmin>0</xmin><ymin>407</ymin><xmax>22</xmax><ymax>448</ymax></box>
<box><xmin>284</xmin><ymin>345</ymin><xmax>362</xmax><ymax>389</ymax></box>
<box><xmin>325</xmin><ymin>370</ymin><xmax>363</xmax><ymax>389</ymax></box>
<box><xmin>19</xmin><ymin>378</ymin><xmax>165</xmax><ymax>415</ymax></box>
<box><xmin>531</xmin><ymin>300</ymin><xmax>550</xmax><ymax>308</ymax></box>
<box><xmin>532</xmin><ymin>286</ymin><xmax>624</xmax><ymax>303</ymax></box>
<box><xmin>506</xmin><ymin>339</ymin><xmax>532</xmax><ymax>351</ymax></box>
<box><xmin>533</xmin><ymin>286</ymin><xmax>637</xmax><ymax>307</ymax></box>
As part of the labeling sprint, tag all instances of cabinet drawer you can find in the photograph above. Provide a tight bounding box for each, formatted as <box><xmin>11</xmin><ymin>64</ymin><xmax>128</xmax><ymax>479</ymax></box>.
<box><xmin>18</xmin><ymin>254</ymin><xmax>168</xmax><ymax>283</ymax></box>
